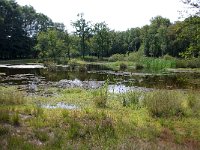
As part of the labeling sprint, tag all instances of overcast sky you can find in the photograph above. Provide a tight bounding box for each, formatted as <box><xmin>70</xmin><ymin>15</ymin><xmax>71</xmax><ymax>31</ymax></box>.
<box><xmin>16</xmin><ymin>0</ymin><xmax>185</xmax><ymax>32</ymax></box>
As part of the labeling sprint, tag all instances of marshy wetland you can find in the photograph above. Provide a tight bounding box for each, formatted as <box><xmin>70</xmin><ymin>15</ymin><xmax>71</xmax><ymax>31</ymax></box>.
<box><xmin>0</xmin><ymin>62</ymin><xmax>200</xmax><ymax>149</ymax></box>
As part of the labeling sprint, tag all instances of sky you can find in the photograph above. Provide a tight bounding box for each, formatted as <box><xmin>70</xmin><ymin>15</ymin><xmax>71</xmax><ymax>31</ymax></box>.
<box><xmin>16</xmin><ymin>0</ymin><xmax>185</xmax><ymax>32</ymax></box>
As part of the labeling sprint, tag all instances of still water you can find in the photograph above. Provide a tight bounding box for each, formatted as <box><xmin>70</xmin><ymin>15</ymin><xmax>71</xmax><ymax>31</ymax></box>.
<box><xmin>0</xmin><ymin>64</ymin><xmax>200</xmax><ymax>90</ymax></box>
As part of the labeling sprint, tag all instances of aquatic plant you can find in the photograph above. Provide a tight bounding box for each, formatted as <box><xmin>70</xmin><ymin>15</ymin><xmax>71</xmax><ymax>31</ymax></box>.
<box><xmin>92</xmin><ymin>80</ymin><xmax>109</xmax><ymax>108</ymax></box>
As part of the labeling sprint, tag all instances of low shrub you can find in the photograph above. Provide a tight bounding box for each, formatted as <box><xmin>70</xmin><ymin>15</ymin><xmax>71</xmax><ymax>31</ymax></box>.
<box><xmin>78</xmin><ymin>64</ymin><xmax>87</xmax><ymax>72</ymax></box>
<box><xmin>11</xmin><ymin>112</ymin><xmax>20</xmax><ymax>126</ymax></box>
<box><xmin>175</xmin><ymin>59</ymin><xmax>188</xmax><ymax>68</ymax></box>
<box><xmin>92</xmin><ymin>82</ymin><xmax>108</xmax><ymax>108</ymax></box>
<box><xmin>187</xmin><ymin>92</ymin><xmax>200</xmax><ymax>116</ymax></box>
<box><xmin>119</xmin><ymin>63</ymin><xmax>127</xmax><ymax>71</ymax></box>
<box><xmin>135</xmin><ymin>63</ymin><xmax>144</xmax><ymax>70</ymax></box>
<box><xmin>108</xmin><ymin>54</ymin><xmax>125</xmax><ymax>62</ymax></box>
<box><xmin>0</xmin><ymin>87</ymin><xmax>25</xmax><ymax>105</ymax></box>
<box><xmin>163</xmin><ymin>54</ymin><xmax>175</xmax><ymax>61</ymax></box>
<box><xmin>187</xmin><ymin>58</ymin><xmax>200</xmax><ymax>68</ymax></box>
<box><xmin>175</xmin><ymin>57</ymin><xmax>200</xmax><ymax>68</ymax></box>
<box><xmin>144</xmin><ymin>90</ymin><xmax>186</xmax><ymax>117</ymax></box>
<box><xmin>122</xmin><ymin>92</ymin><xmax>142</xmax><ymax>107</ymax></box>
<box><xmin>0</xmin><ymin>108</ymin><xmax>10</xmax><ymax>123</ymax></box>
<box><xmin>68</xmin><ymin>59</ymin><xmax>78</xmax><ymax>70</ymax></box>
<box><xmin>126</xmin><ymin>51</ymin><xmax>144</xmax><ymax>61</ymax></box>
<box><xmin>0</xmin><ymin>125</ymin><xmax>9</xmax><ymax>136</ymax></box>
<box><xmin>34</xmin><ymin>130</ymin><xmax>49</xmax><ymax>142</ymax></box>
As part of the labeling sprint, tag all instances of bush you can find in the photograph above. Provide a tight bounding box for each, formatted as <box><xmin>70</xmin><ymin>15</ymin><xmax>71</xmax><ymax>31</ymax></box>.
<box><xmin>175</xmin><ymin>57</ymin><xmax>200</xmax><ymax>68</ymax></box>
<box><xmin>144</xmin><ymin>90</ymin><xmax>186</xmax><ymax>117</ymax></box>
<box><xmin>108</xmin><ymin>54</ymin><xmax>125</xmax><ymax>62</ymax></box>
<box><xmin>0</xmin><ymin>108</ymin><xmax>10</xmax><ymax>123</ymax></box>
<box><xmin>187</xmin><ymin>58</ymin><xmax>200</xmax><ymax>68</ymax></box>
<box><xmin>187</xmin><ymin>92</ymin><xmax>200</xmax><ymax>116</ymax></box>
<box><xmin>119</xmin><ymin>63</ymin><xmax>127</xmax><ymax>71</ymax></box>
<box><xmin>68</xmin><ymin>59</ymin><xmax>78</xmax><ymax>70</ymax></box>
<box><xmin>11</xmin><ymin>112</ymin><xmax>20</xmax><ymax>126</ymax></box>
<box><xmin>127</xmin><ymin>51</ymin><xmax>144</xmax><ymax>61</ymax></box>
<box><xmin>163</xmin><ymin>54</ymin><xmax>175</xmax><ymax>60</ymax></box>
<box><xmin>175</xmin><ymin>59</ymin><xmax>188</xmax><ymax>68</ymax></box>
<box><xmin>0</xmin><ymin>125</ymin><xmax>9</xmax><ymax>136</ymax></box>
<box><xmin>135</xmin><ymin>63</ymin><xmax>144</xmax><ymax>70</ymax></box>
<box><xmin>78</xmin><ymin>64</ymin><xmax>87</xmax><ymax>72</ymax></box>
<box><xmin>122</xmin><ymin>92</ymin><xmax>142</xmax><ymax>107</ymax></box>
<box><xmin>92</xmin><ymin>82</ymin><xmax>108</xmax><ymax>108</ymax></box>
<box><xmin>0</xmin><ymin>87</ymin><xmax>25</xmax><ymax>105</ymax></box>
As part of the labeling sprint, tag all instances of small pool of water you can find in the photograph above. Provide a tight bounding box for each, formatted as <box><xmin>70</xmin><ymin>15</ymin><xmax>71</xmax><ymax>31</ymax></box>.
<box><xmin>41</xmin><ymin>102</ymin><xmax>78</xmax><ymax>110</ymax></box>
<box><xmin>108</xmin><ymin>85</ymin><xmax>152</xmax><ymax>93</ymax></box>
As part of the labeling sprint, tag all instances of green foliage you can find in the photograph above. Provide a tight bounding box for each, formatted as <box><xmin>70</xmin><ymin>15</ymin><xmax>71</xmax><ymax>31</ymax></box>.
<box><xmin>122</xmin><ymin>91</ymin><xmax>142</xmax><ymax>107</ymax></box>
<box><xmin>0</xmin><ymin>125</ymin><xmax>9</xmax><ymax>136</ymax></box>
<box><xmin>71</xmin><ymin>13</ymin><xmax>92</xmax><ymax>59</ymax></box>
<box><xmin>119</xmin><ymin>62</ymin><xmax>127</xmax><ymax>71</ymax></box>
<box><xmin>92</xmin><ymin>22</ymin><xmax>111</xmax><ymax>58</ymax></box>
<box><xmin>108</xmin><ymin>54</ymin><xmax>125</xmax><ymax>62</ymax></box>
<box><xmin>142</xmin><ymin>57</ymin><xmax>176</xmax><ymax>70</ymax></box>
<box><xmin>163</xmin><ymin>54</ymin><xmax>175</xmax><ymax>60</ymax></box>
<box><xmin>175</xmin><ymin>57</ymin><xmax>200</xmax><ymax>68</ymax></box>
<box><xmin>187</xmin><ymin>92</ymin><xmax>200</xmax><ymax>116</ymax></box>
<box><xmin>144</xmin><ymin>90</ymin><xmax>186</xmax><ymax>117</ymax></box>
<box><xmin>0</xmin><ymin>87</ymin><xmax>25</xmax><ymax>105</ymax></box>
<box><xmin>0</xmin><ymin>0</ymin><xmax>54</xmax><ymax>59</ymax></box>
<box><xmin>0</xmin><ymin>108</ymin><xmax>10</xmax><ymax>123</ymax></box>
<box><xmin>68</xmin><ymin>59</ymin><xmax>79</xmax><ymax>70</ymax></box>
<box><xmin>35</xmin><ymin>28</ymin><xmax>70</xmax><ymax>61</ymax></box>
<box><xmin>34</xmin><ymin>130</ymin><xmax>49</xmax><ymax>142</ymax></box>
<box><xmin>11</xmin><ymin>112</ymin><xmax>20</xmax><ymax>126</ymax></box>
<box><xmin>92</xmin><ymin>81</ymin><xmax>108</xmax><ymax>108</ymax></box>
<box><xmin>126</xmin><ymin>51</ymin><xmax>144</xmax><ymax>61</ymax></box>
<box><xmin>8</xmin><ymin>137</ymin><xmax>36</xmax><ymax>150</ymax></box>
<box><xmin>78</xmin><ymin>64</ymin><xmax>87</xmax><ymax>72</ymax></box>
<box><xmin>135</xmin><ymin>63</ymin><xmax>144</xmax><ymax>70</ymax></box>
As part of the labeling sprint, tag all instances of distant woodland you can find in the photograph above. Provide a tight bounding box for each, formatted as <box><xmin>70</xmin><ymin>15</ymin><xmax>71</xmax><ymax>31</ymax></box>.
<box><xmin>0</xmin><ymin>0</ymin><xmax>199</xmax><ymax>60</ymax></box>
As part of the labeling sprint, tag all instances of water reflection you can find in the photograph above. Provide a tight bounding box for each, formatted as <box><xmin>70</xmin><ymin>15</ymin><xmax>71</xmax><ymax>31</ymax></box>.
<box><xmin>0</xmin><ymin>64</ymin><xmax>200</xmax><ymax>90</ymax></box>
<box><xmin>41</xmin><ymin>102</ymin><xmax>78</xmax><ymax>110</ymax></box>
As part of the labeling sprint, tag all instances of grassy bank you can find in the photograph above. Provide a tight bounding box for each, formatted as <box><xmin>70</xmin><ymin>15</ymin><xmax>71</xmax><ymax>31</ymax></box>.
<box><xmin>0</xmin><ymin>86</ymin><xmax>200</xmax><ymax>149</ymax></box>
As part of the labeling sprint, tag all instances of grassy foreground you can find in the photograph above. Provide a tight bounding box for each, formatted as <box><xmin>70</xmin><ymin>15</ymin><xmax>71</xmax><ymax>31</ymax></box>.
<box><xmin>0</xmin><ymin>86</ymin><xmax>200</xmax><ymax>149</ymax></box>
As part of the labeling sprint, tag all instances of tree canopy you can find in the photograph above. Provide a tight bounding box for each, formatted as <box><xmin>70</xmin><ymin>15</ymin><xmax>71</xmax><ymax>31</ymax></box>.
<box><xmin>0</xmin><ymin>0</ymin><xmax>199</xmax><ymax>60</ymax></box>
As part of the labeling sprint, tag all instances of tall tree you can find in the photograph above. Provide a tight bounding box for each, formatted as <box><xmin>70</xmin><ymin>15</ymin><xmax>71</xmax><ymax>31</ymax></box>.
<box><xmin>143</xmin><ymin>16</ymin><xmax>171</xmax><ymax>57</ymax></box>
<box><xmin>71</xmin><ymin>13</ymin><xmax>91</xmax><ymax>58</ymax></box>
<box><xmin>92</xmin><ymin>22</ymin><xmax>111</xmax><ymax>58</ymax></box>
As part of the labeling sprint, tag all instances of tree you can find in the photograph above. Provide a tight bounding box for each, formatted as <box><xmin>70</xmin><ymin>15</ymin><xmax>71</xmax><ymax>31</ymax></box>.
<box><xmin>178</xmin><ymin>16</ymin><xmax>200</xmax><ymax>58</ymax></box>
<box><xmin>71</xmin><ymin>13</ymin><xmax>92</xmax><ymax>58</ymax></box>
<box><xmin>92</xmin><ymin>22</ymin><xmax>111</xmax><ymax>58</ymax></box>
<box><xmin>35</xmin><ymin>28</ymin><xmax>70</xmax><ymax>61</ymax></box>
<box><xmin>0</xmin><ymin>0</ymin><xmax>28</xmax><ymax>59</ymax></box>
<box><xmin>0</xmin><ymin>0</ymin><xmax>55</xmax><ymax>59</ymax></box>
<box><xmin>143</xmin><ymin>16</ymin><xmax>171</xmax><ymax>57</ymax></box>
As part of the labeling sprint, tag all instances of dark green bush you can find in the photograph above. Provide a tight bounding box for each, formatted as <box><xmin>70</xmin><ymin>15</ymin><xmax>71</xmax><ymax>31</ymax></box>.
<box><xmin>135</xmin><ymin>63</ymin><xmax>144</xmax><ymax>70</ymax></box>
<box><xmin>119</xmin><ymin>63</ymin><xmax>127</xmax><ymax>71</ymax></box>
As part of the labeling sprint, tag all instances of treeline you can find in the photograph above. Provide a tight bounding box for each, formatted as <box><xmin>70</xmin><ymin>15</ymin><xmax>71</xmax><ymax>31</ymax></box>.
<box><xmin>0</xmin><ymin>0</ymin><xmax>200</xmax><ymax>60</ymax></box>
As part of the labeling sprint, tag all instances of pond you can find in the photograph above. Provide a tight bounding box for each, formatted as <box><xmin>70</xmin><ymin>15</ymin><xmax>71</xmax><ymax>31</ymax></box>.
<box><xmin>0</xmin><ymin>63</ymin><xmax>200</xmax><ymax>92</ymax></box>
